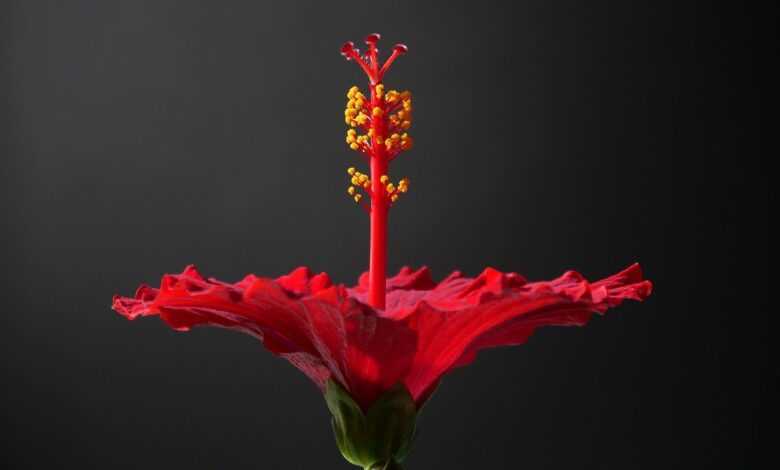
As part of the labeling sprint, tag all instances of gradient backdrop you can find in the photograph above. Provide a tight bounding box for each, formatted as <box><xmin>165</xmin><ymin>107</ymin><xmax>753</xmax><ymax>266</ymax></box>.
<box><xmin>1</xmin><ymin>1</ymin><xmax>767</xmax><ymax>468</ymax></box>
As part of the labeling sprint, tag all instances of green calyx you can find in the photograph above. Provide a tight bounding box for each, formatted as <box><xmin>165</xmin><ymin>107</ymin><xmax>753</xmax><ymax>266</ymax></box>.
<box><xmin>325</xmin><ymin>380</ymin><xmax>417</xmax><ymax>470</ymax></box>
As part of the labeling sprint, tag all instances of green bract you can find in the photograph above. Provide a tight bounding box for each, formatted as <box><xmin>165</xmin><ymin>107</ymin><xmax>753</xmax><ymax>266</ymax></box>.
<box><xmin>325</xmin><ymin>380</ymin><xmax>417</xmax><ymax>470</ymax></box>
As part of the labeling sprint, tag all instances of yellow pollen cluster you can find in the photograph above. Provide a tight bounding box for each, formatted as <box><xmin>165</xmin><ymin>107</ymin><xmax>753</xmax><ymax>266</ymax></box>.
<box><xmin>384</xmin><ymin>132</ymin><xmax>413</xmax><ymax>152</ymax></box>
<box><xmin>345</xmin><ymin>86</ymin><xmax>369</xmax><ymax>127</ymax></box>
<box><xmin>346</xmin><ymin>167</ymin><xmax>371</xmax><ymax>204</ymax></box>
<box><xmin>386</xmin><ymin>90</ymin><xmax>413</xmax><ymax>135</ymax></box>
<box><xmin>379</xmin><ymin>174</ymin><xmax>410</xmax><ymax>203</ymax></box>
<box><xmin>343</xmin><ymin>82</ymin><xmax>415</xmax><ymax>209</ymax></box>
<box><xmin>345</xmin><ymin>128</ymin><xmax>370</xmax><ymax>151</ymax></box>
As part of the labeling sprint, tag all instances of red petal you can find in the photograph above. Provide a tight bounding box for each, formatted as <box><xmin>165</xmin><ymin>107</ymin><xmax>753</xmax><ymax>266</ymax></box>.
<box><xmin>394</xmin><ymin>263</ymin><xmax>652</xmax><ymax>405</ymax></box>
<box><xmin>352</xmin><ymin>265</ymin><xmax>436</xmax><ymax>294</ymax></box>
<box><xmin>113</xmin><ymin>266</ymin><xmax>352</xmax><ymax>391</ymax></box>
<box><xmin>343</xmin><ymin>313</ymin><xmax>417</xmax><ymax>410</ymax></box>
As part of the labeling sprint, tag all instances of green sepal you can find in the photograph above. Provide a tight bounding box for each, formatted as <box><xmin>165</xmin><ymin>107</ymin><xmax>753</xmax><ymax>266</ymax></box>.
<box><xmin>325</xmin><ymin>380</ymin><xmax>370</xmax><ymax>467</ymax></box>
<box><xmin>325</xmin><ymin>380</ymin><xmax>417</xmax><ymax>469</ymax></box>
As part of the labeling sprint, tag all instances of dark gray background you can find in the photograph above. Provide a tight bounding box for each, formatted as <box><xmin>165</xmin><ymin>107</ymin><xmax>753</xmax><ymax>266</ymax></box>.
<box><xmin>1</xmin><ymin>1</ymin><xmax>767</xmax><ymax>468</ymax></box>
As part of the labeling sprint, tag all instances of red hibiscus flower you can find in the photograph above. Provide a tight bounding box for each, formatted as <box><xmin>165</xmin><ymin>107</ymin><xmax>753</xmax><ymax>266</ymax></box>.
<box><xmin>113</xmin><ymin>263</ymin><xmax>650</xmax><ymax>468</ymax></box>
<box><xmin>114</xmin><ymin>263</ymin><xmax>650</xmax><ymax>409</ymax></box>
<box><xmin>112</xmin><ymin>34</ymin><xmax>653</xmax><ymax>469</ymax></box>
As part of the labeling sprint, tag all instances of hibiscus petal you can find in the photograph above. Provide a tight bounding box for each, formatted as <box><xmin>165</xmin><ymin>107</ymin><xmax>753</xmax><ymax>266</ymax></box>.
<box><xmin>353</xmin><ymin>266</ymin><xmax>437</xmax><ymax>294</ymax></box>
<box><xmin>343</xmin><ymin>313</ymin><xmax>417</xmax><ymax>410</ymax></box>
<box><xmin>398</xmin><ymin>263</ymin><xmax>652</xmax><ymax>406</ymax></box>
<box><xmin>112</xmin><ymin>266</ymin><xmax>352</xmax><ymax>391</ymax></box>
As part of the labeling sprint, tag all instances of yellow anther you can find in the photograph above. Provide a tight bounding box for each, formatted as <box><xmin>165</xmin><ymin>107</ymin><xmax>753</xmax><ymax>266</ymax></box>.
<box><xmin>375</xmin><ymin>84</ymin><xmax>384</xmax><ymax>98</ymax></box>
<box><xmin>401</xmin><ymin>136</ymin><xmax>413</xmax><ymax>150</ymax></box>
<box><xmin>380</xmin><ymin>175</ymin><xmax>389</xmax><ymax>184</ymax></box>
<box><xmin>386</xmin><ymin>183</ymin><xmax>395</xmax><ymax>193</ymax></box>
<box><xmin>358</xmin><ymin>174</ymin><xmax>368</xmax><ymax>184</ymax></box>
<box><xmin>346</xmin><ymin>135</ymin><xmax>356</xmax><ymax>144</ymax></box>
<box><xmin>391</xmin><ymin>133</ymin><xmax>400</xmax><ymax>141</ymax></box>
<box><xmin>396</xmin><ymin>110</ymin><xmax>405</xmax><ymax>119</ymax></box>
<box><xmin>367</xmin><ymin>128</ymin><xmax>374</xmax><ymax>137</ymax></box>
<box><xmin>391</xmin><ymin>194</ymin><xmax>399</xmax><ymax>202</ymax></box>
<box><xmin>372</xmin><ymin>106</ymin><xmax>383</xmax><ymax>117</ymax></box>
<box><xmin>354</xmin><ymin>98</ymin><xmax>364</xmax><ymax>109</ymax></box>
<box><xmin>400</xmin><ymin>91</ymin><xmax>411</xmax><ymax>100</ymax></box>
<box><xmin>363</xmin><ymin>181</ymin><xmax>370</xmax><ymax>189</ymax></box>
<box><xmin>403</xmin><ymin>102</ymin><xmax>412</xmax><ymax>112</ymax></box>
<box><xmin>355</xmin><ymin>113</ymin><xmax>369</xmax><ymax>125</ymax></box>
<box><xmin>347</xmin><ymin>167</ymin><xmax>356</xmax><ymax>175</ymax></box>
<box><xmin>401</xmin><ymin>120</ymin><xmax>411</xmax><ymax>130</ymax></box>
<box><xmin>354</xmin><ymin>194</ymin><xmax>362</xmax><ymax>203</ymax></box>
<box><xmin>351</xmin><ymin>176</ymin><xmax>360</xmax><ymax>185</ymax></box>
<box><xmin>347</xmin><ymin>186</ymin><xmax>356</xmax><ymax>196</ymax></box>
<box><xmin>347</xmin><ymin>86</ymin><xmax>359</xmax><ymax>99</ymax></box>
<box><xmin>399</xmin><ymin>177</ymin><xmax>409</xmax><ymax>187</ymax></box>
<box><xmin>349</xmin><ymin>142</ymin><xmax>359</xmax><ymax>151</ymax></box>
